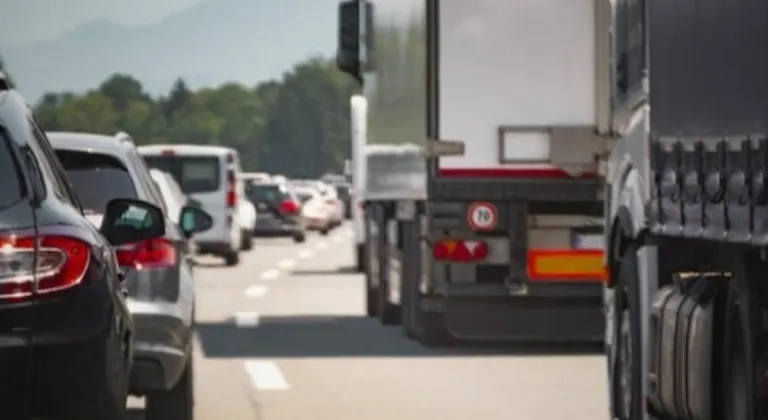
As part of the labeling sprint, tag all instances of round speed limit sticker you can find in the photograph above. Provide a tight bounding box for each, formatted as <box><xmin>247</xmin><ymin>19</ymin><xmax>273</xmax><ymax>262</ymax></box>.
<box><xmin>467</xmin><ymin>201</ymin><xmax>498</xmax><ymax>231</ymax></box>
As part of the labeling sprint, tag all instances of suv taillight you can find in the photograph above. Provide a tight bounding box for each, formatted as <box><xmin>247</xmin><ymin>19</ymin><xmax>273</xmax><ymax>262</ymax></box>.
<box><xmin>115</xmin><ymin>238</ymin><xmax>177</xmax><ymax>269</ymax></box>
<box><xmin>0</xmin><ymin>235</ymin><xmax>90</xmax><ymax>300</ymax></box>
<box><xmin>279</xmin><ymin>199</ymin><xmax>300</xmax><ymax>214</ymax></box>
<box><xmin>227</xmin><ymin>170</ymin><xmax>237</xmax><ymax>208</ymax></box>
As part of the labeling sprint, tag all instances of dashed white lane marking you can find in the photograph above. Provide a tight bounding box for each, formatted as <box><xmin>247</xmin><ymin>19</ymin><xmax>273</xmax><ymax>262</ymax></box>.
<box><xmin>316</xmin><ymin>241</ymin><xmax>328</xmax><ymax>250</ymax></box>
<box><xmin>298</xmin><ymin>250</ymin><xmax>314</xmax><ymax>259</ymax></box>
<box><xmin>260</xmin><ymin>269</ymin><xmax>279</xmax><ymax>280</ymax></box>
<box><xmin>277</xmin><ymin>259</ymin><xmax>296</xmax><ymax>269</ymax></box>
<box><xmin>245</xmin><ymin>285</ymin><xmax>268</xmax><ymax>297</ymax></box>
<box><xmin>245</xmin><ymin>360</ymin><xmax>289</xmax><ymax>390</ymax></box>
<box><xmin>233</xmin><ymin>312</ymin><xmax>260</xmax><ymax>327</ymax></box>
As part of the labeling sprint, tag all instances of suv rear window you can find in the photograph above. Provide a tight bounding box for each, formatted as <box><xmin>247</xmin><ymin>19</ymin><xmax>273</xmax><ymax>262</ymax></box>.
<box><xmin>246</xmin><ymin>183</ymin><xmax>287</xmax><ymax>203</ymax></box>
<box><xmin>0</xmin><ymin>131</ymin><xmax>23</xmax><ymax>208</ymax></box>
<box><xmin>55</xmin><ymin>150</ymin><xmax>138</xmax><ymax>214</ymax></box>
<box><xmin>143</xmin><ymin>156</ymin><xmax>221</xmax><ymax>194</ymax></box>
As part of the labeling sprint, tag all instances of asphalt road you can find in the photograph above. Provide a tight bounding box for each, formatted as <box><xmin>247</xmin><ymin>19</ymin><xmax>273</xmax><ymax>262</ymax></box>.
<box><xmin>128</xmin><ymin>223</ymin><xmax>610</xmax><ymax>420</ymax></box>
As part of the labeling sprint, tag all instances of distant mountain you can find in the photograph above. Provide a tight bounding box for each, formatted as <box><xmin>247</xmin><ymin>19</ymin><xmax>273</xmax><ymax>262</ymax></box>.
<box><xmin>1</xmin><ymin>0</ymin><xmax>339</xmax><ymax>103</ymax></box>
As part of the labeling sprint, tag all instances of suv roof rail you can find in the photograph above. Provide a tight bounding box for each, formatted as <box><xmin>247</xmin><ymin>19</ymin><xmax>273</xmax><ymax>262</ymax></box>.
<box><xmin>0</xmin><ymin>72</ymin><xmax>9</xmax><ymax>91</ymax></box>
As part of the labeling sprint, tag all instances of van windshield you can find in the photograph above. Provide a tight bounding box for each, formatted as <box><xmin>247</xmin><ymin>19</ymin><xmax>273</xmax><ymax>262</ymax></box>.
<box><xmin>142</xmin><ymin>156</ymin><xmax>221</xmax><ymax>194</ymax></box>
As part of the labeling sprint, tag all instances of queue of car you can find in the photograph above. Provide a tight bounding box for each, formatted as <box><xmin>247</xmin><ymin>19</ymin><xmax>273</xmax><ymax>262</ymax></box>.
<box><xmin>244</xmin><ymin>173</ymin><xmax>350</xmax><ymax>239</ymax></box>
<box><xmin>0</xmin><ymin>75</ymin><xmax>353</xmax><ymax>418</ymax></box>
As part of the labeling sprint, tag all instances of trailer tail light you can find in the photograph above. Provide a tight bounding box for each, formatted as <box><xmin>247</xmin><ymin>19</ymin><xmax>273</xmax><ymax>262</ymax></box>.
<box><xmin>432</xmin><ymin>239</ymin><xmax>488</xmax><ymax>262</ymax></box>
<box><xmin>226</xmin><ymin>170</ymin><xmax>237</xmax><ymax>208</ymax></box>
<box><xmin>115</xmin><ymin>238</ymin><xmax>177</xmax><ymax>269</ymax></box>
<box><xmin>279</xmin><ymin>199</ymin><xmax>300</xmax><ymax>214</ymax></box>
<box><xmin>0</xmin><ymin>235</ymin><xmax>91</xmax><ymax>300</ymax></box>
<box><xmin>527</xmin><ymin>249</ymin><xmax>606</xmax><ymax>281</ymax></box>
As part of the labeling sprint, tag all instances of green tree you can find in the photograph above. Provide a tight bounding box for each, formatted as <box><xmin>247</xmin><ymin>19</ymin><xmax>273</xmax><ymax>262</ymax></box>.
<box><xmin>33</xmin><ymin>56</ymin><xmax>358</xmax><ymax>177</ymax></box>
<box><xmin>56</xmin><ymin>92</ymin><xmax>118</xmax><ymax>134</ymax></box>
<box><xmin>165</xmin><ymin>78</ymin><xmax>192</xmax><ymax>120</ymax></box>
<box><xmin>98</xmin><ymin>74</ymin><xmax>147</xmax><ymax>112</ymax></box>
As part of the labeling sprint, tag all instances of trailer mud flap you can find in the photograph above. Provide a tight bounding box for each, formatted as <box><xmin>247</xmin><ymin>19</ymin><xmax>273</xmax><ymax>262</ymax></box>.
<box><xmin>648</xmin><ymin>276</ymin><xmax>726</xmax><ymax>420</ymax></box>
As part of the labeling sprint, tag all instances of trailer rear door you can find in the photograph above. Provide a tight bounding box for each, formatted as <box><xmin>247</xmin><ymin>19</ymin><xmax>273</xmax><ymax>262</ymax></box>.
<box><xmin>432</xmin><ymin>0</ymin><xmax>606</xmax><ymax>178</ymax></box>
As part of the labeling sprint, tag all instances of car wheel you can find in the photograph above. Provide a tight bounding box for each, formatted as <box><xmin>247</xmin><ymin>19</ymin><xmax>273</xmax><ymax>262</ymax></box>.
<box><xmin>293</xmin><ymin>231</ymin><xmax>306</xmax><ymax>243</ymax></box>
<box><xmin>145</xmin><ymin>359</ymin><xmax>194</xmax><ymax>420</ymax></box>
<box><xmin>224</xmin><ymin>251</ymin><xmax>240</xmax><ymax>266</ymax></box>
<box><xmin>320</xmin><ymin>226</ymin><xmax>330</xmax><ymax>236</ymax></box>
<box><xmin>240</xmin><ymin>229</ymin><xmax>253</xmax><ymax>251</ymax></box>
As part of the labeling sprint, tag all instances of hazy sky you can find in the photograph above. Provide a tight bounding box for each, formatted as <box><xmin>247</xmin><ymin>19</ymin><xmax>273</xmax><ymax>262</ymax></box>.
<box><xmin>0</xmin><ymin>0</ymin><xmax>206</xmax><ymax>45</ymax></box>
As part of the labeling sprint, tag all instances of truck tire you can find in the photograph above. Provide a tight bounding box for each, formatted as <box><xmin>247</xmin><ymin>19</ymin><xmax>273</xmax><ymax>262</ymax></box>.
<box><xmin>376</xmin><ymin>253</ymin><xmax>400</xmax><ymax>325</ymax></box>
<box><xmin>145</xmin><ymin>358</ymin><xmax>193</xmax><ymax>420</ymax></box>
<box><xmin>366</xmin><ymin>283</ymin><xmax>377</xmax><ymax>317</ymax></box>
<box><xmin>722</xmin><ymin>260</ymin><xmax>761</xmax><ymax>420</ymax></box>
<box><xmin>610</xmin><ymin>250</ymin><xmax>643</xmax><ymax>420</ymax></box>
<box><xmin>377</xmin><ymin>286</ymin><xmax>400</xmax><ymax>325</ymax></box>
<box><xmin>355</xmin><ymin>244</ymin><xmax>366</xmax><ymax>272</ymax></box>
<box><xmin>415</xmin><ymin>310</ymin><xmax>453</xmax><ymax>347</ymax></box>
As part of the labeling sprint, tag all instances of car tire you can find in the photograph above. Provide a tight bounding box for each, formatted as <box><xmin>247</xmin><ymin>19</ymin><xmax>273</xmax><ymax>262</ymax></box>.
<box><xmin>293</xmin><ymin>231</ymin><xmax>306</xmax><ymax>243</ymax></box>
<box><xmin>320</xmin><ymin>226</ymin><xmax>330</xmax><ymax>236</ymax></box>
<box><xmin>145</xmin><ymin>359</ymin><xmax>194</xmax><ymax>420</ymax></box>
<box><xmin>224</xmin><ymin>251</ymin><xmax>240</xmax><ymax>266</ymax></box>
<box><xmin>240</xmin><ymin>229</ymin><xmax>253</xmax><ymax>251</ymax></box>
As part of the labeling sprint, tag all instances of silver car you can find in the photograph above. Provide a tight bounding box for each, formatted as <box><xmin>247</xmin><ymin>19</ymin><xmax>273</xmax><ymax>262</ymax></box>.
<box><xmin>48</xmin><ymin>131</ymin><xmax>212</xmax><ymax>420</ymax></box>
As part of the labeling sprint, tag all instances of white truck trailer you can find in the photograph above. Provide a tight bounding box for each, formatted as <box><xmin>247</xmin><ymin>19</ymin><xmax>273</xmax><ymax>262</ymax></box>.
<box><xmin>336</xmin><ymin>0</ymin><xmax>610</xmax><ymax>344</ymax></box>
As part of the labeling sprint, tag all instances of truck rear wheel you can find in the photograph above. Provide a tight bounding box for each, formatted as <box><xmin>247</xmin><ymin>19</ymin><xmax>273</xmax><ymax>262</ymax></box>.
<box><xmin>415</xmin><ymin>311</ymin><xmax>453</xmax><ymax>347</ymax></box>
<box><xmin>377</xmin><ymin>275</ymin><xmax>400</xmax><ymax>325</ymax></box>
<box><xmin>610</xmin><ymin>251</ymin><xmax>643</xmax><ymax>420</ymax></box>
<box><xmin>722</xmin><ymin>261</ymin><xmax>761</xmax><ymax>420</ymax></box>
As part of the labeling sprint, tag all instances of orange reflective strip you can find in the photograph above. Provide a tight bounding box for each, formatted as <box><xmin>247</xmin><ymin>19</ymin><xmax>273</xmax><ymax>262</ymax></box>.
<box><xmin>527</xmin><ymin>249</ymin><xmax>606</xmax><ymax>282</ymax></box>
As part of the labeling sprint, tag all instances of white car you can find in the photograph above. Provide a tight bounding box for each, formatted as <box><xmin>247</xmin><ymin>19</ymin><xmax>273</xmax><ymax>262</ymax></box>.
<box><xmin>294</xmin><ymin>186</ymin><xmax>332</xmax><ymax>235</ymax></box>
<box><xmin>293</xmin><ymin>180</ymin><xmax>343</xmax><ymax>228</ymax></box>
<box><xmin>139</xmin><ymin>144</ymin><xmax>245</xmax><ymax>266</ymax></box>
<box><xmin>319</xmin><ymin>183</ymin><xmax>344</xmax><ymax>227</ymax></box>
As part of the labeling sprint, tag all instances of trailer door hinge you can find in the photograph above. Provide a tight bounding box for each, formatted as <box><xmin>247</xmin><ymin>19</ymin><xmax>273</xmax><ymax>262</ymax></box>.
<box><xmin>426</xmin><ymin>139</ymin><xmax>465</xmax><ymax>157</ymax></box>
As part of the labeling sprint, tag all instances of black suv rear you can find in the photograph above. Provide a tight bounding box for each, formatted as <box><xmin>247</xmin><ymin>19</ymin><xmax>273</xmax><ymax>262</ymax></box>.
<box><xmin>0</xmin><ymin>74</ymin><xmax>166</xmax><ymax>419</ymax></box>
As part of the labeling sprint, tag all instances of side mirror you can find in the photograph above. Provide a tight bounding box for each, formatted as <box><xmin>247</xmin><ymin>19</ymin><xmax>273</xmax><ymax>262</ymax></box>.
<box><xmin>100</xmin><ymin>199</ymin><xmax>165</xmax><ymax>246</ymax></box>
<box><xmin>337</xmin><ymin>0</ymin><xmax>362</xmax><ymax>83</ymax></box>
<box><xmin>179</xmin><ymin>205</ymin><xmax>213</xmax><ymax>239</ymax></box>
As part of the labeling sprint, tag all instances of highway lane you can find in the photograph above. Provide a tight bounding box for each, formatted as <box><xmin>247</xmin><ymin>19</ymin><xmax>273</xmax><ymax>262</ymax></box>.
<box><xmin>129</xmin><ymin>223</ymin><xmax>610</xmax><ymax>419</ymax></box>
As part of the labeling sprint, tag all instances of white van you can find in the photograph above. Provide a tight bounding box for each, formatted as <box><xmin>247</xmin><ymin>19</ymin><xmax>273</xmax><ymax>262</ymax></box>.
<box><xmin>138</xmin><ymin>144</ymin><xmax>244</xmax><ymax>266</ymax></box>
